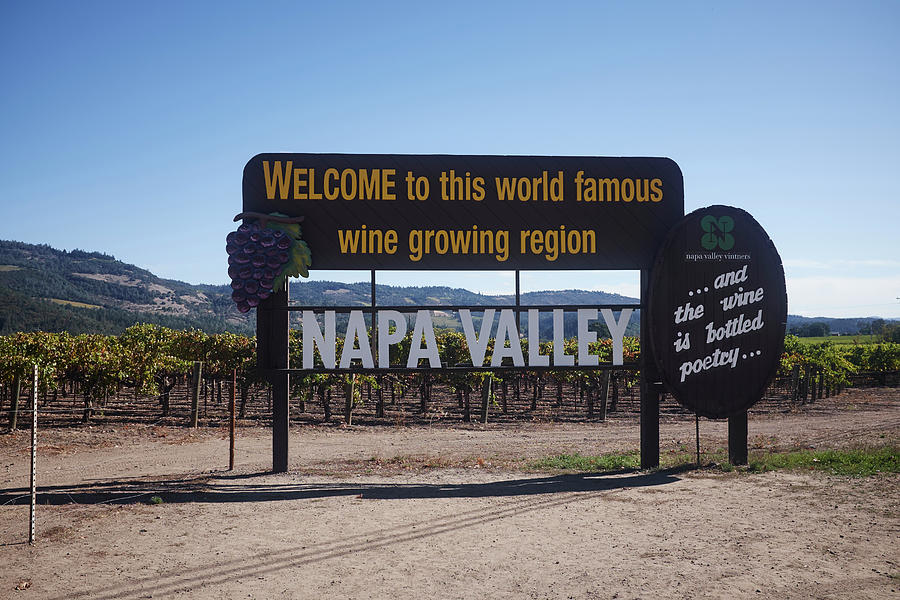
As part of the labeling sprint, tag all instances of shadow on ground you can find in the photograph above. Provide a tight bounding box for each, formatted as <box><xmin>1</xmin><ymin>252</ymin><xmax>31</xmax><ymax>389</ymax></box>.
<box><xmin>1</xmin><ymin>467</ymin><xmax>687</xmax><ymax>505</ymax></box>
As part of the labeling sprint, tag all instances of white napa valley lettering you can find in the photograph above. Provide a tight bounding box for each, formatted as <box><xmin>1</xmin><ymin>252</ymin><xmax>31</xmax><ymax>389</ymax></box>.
<box><xmin>459</xmin><ymin>309</ymin><xmax>495</xmax><ymax>367</ymax></box>
<box><xmin>406</xmin><ymin>310</ymin><xmax>441</xmax><ymax>368</ymax></box>
<box><xmin>602</xmin><ymin>308</ymin><xmax>633</xmax><ymax>366</ymax></box>
<box><xmin>340</xmin><ymin>310</ymin><xmax>374</xmax><ymax>368</ymax></box>
<box><xmin>377</xmin><ymin>310</ymin><xmax>406</xmax><ymax>368</ymax></box>
<box><xmin>492</xmin><ymin>309</ymin><xmax>524</xmax><ymax>367</ymax></box>
<box><xmin>678</xmin><ymin>347</ymin><xmax>740</xmax><ymax>383</ymax></box>
<box><xmin>527</xmin><ymin>309</ymin><xmax>550</xmax><ymax>367</ymax></box>
<box><xmin>303</xmin><ymin>310</ymin><xmax>336</xmax><ymax>369</ymax></box>
<box><xmin>553</xmin><ymin>309</ymin><xmax>573</xmax><ymax>366</ymax></box>
<box><xmin>300</xmin><ymin>308</ymin><xmax>633</xmax><ymax>369</ymax></box>
<box><xmin>705</xmin><ymin>309</ymin><xmax>765</xmax><ymax>343</ymax></box>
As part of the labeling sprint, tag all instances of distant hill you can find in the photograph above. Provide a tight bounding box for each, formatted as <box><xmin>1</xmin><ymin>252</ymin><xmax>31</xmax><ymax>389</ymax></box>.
<box><xmin>785</xmin><ymin>314</ymin><xmax>893</xmax><ymax>337</ymax></box>
<box><xmin>0</xmin><ymin>240</ymin><xmax>891</xmax><ymax>338</ymax></box>
<box><xmin>0</xmin><ymin>240</ymin><xmax>248</xmax><ymax>335</ymax></box>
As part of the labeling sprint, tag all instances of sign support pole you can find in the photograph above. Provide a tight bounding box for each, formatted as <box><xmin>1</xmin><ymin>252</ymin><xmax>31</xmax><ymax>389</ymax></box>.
<box><xmin>728</xmin><ymin>411</ymin><xmax>748</xmax><ymax>465</ymax></box>
<box><xmin>639</xmin><ymin>270</ymin><xmax>660</xmax><ymax>469</ymax></box>
<box><xmin>262</xmin><ymin>280</ymin><xmax>290</xmax><ymax>473</ymax></box>
<box><xmin>371</xmin><ymin>270</ymin><xmax>377</xmax><ymax>364</ymax></box>
<box><xmin>515</xmin><ymin>270</ymin><xmax>521</xmax><ymax>318</ymax></box>
<box><xmin>229</xmin><ymin>368</ymin><xmax>236</xmax><ymax>471</ymax></box>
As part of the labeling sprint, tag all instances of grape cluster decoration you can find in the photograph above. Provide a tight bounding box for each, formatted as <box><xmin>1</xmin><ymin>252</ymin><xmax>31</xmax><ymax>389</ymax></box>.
<box><xmin>226</xmin><ymin>212</ymin><xmax>311</xmax><ymax>313</ymax></box>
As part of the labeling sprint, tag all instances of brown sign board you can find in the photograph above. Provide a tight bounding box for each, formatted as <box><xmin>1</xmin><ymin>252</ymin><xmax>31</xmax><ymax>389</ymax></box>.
<box><xmin>242</xmin><ymin>154</ymin><xmax>684</xmax><ymax>270</ymax></box>
<box><xmin>647</xmin><ymin>205</ymin><xmax>788</xmax><ymax>418</ymax></box>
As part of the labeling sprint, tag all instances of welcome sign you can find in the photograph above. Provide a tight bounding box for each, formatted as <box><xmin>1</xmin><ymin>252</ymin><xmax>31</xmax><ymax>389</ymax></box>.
<box><xmin>236</xmin><ymin>155</ymin><xmax>787</xmax><ymax>471</ymax></box>
<box><xmin>241</xmin><ymin>154</ymin><xmax>685</xmax><ymax>270</ymax></box>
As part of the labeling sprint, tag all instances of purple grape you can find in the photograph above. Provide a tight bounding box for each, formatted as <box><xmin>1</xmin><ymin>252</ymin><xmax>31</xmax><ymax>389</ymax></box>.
<box><xmin>227</xmin><ymin>221</ymin><xmax>291</xmax><ymax>313</ymax></box>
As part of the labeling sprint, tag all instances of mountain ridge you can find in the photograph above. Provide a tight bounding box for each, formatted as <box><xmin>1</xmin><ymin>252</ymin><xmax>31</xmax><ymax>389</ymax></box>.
<box><xmin>0</xmin><ymin>239</ymin><xmax>890</xmax><ymax>337</ymax></box>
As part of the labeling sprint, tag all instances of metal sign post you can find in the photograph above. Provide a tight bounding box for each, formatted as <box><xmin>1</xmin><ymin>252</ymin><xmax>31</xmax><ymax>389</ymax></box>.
<box><xmin>229</xmin><ymin>368</ymin><xmax>236</xmax><ymax>471</ymax></box>
<box><xmin>29</xmin><ymin>364</ymin><xmax>37</xmax><ymax>545</ymax></box>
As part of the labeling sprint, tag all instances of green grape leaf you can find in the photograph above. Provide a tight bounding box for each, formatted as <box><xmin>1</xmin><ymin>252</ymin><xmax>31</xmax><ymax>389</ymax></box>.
<box><xmin>267</xmin><ymin>220</ymin><xmax>312</xmax><ymax>290</ymax></box>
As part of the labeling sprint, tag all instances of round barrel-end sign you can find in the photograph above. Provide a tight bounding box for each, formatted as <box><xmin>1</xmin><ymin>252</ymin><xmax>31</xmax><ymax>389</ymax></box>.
<box><xmin>648</xmin><ymin>206</ymin><xmax>787</xmax><ymax>418</ymax></box>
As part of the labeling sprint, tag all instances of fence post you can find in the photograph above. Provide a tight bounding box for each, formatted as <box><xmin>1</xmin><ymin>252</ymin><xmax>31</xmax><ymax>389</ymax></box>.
<box><xmin>8</xmin><ymin>376</ymin><xmax>21</xmax><ymax>431</ymax></box>
<box><xmin>344</xmin><ymin>376</ymin><xmax>355</xmax><ymax>425</ymax></box>
<box><xmin>695</xmin><ymin>414</ymin><xmax>701</xmax><ymax>465</ymax></box>
<box><xmin>190</xmin><ymin>361</ymin><xmax>203</xmax><ymax>428</ymax></box>
<box><xmin>480</xmin><ymin>374</ymin><xmax>492</xmax><ymax>424</ymax></box>
<box><xmin>610</xmin><ymin>372</ymin><xmax>619</xmax><ymax>413</ymax></box>
<box><xmin>802</xmin><ymin>366</ymin><xmax>811</xmax><ymax>403</ymax></box>
<box><xmin>791</xmin><ymin>366</ymin><xmax>800</xmax><ymax>402</ymax></box>
<box><xmin>598</xmin><ymin>371</ymin><xmax>610</xmax><ymax>421</ymax></box>
<box><xmin>375</xmin><ymin>375</ymin><xmax>384</xmax><ymax>418</ymax></box>
<box><xmin>29</xmin><ymin>365</ymin><xmax>37</xmax><ymax>545</ymax></box>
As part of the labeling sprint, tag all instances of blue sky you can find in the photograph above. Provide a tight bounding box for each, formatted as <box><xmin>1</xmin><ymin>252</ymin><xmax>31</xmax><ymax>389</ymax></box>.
<box><xmin>1</xmin><ymin>1</ymin><xmax>897</xmax><ymax>318</ymax></box>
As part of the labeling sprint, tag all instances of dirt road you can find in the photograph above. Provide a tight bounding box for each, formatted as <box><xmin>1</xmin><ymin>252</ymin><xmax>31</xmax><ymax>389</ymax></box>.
<box><xmin>1</xmin><ymin>388</ymin><xmax>898</xmax><ymax>599</ymax></box>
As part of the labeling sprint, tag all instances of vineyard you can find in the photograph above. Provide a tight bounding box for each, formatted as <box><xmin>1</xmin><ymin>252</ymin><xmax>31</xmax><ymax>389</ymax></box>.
<box><xmin>1</xmin><ymin>324</ymin><xmax>898</xmax><ymax>429</ymax></box>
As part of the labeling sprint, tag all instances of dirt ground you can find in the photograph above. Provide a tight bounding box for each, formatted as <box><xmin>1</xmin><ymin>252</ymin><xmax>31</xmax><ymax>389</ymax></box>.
<box><xmin>1</xmin><ymin>388</ymin><xmax>898</xmax><ymax>599</ymax></box>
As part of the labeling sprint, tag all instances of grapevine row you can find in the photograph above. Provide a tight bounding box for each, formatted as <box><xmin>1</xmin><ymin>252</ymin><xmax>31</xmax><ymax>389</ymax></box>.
<box><xmin>0</xmin><ymin>326</ymin><xmax>897</xmax><ymax>427</ymax></box>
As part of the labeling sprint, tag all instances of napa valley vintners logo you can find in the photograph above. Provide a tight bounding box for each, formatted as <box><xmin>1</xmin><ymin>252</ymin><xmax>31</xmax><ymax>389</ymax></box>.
<box><xmin>701</xmin><ymin>215</ymin><xmax>735</xmax><ymax>250</ymax></box>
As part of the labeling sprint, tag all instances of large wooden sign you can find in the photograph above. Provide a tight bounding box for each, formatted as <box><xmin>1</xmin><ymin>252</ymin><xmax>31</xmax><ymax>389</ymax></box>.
<box><xmin>647</xmin><ymin>206</ymin><xmax>787</xmax><ymax>418</ymax></box>
<box><xmin>242</xmin><ymin>154</ymin><xmax>684</xmax><ymax>270</ymax></box>
<box><xmin>235</xmin><ymin>154</ymin><xmax>789</xmax><ymax>471</ymax></box>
